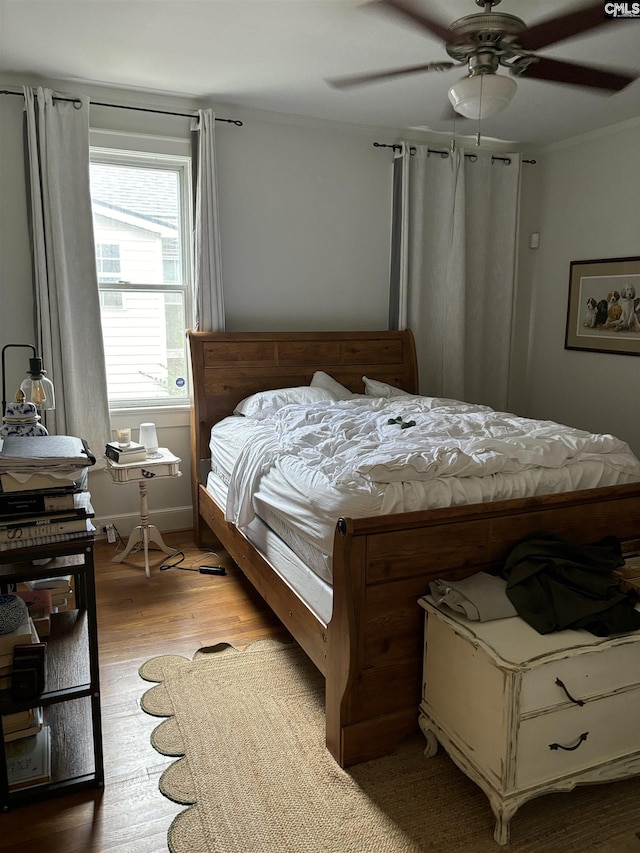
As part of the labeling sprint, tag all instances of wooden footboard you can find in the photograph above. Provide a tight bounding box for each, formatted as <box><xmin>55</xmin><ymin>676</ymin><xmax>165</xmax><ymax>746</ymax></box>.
<box><xmin>199</xmin><ymin>474</ymin><xmax>640</xmax><ymax>768</ymax></box>
<box><xmin>326</xmin><ymin>483</ymin><xmax>640</xmax><ymax>767</ymax></box>
<box><xmin>198</xmin><ymin>483</ymin><xmax>330</xmax><ymax>674</ymax></box>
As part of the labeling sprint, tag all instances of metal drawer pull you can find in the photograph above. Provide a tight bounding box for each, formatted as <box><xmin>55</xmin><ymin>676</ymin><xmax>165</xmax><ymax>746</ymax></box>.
<box><xmin>549</xmin><ymin>732</ymin><xmax>589</xmax><ymax>752</ymax></box>
<box><xmin>555</xmin><ymin>677</ymin><xmax>585</xmax><ymax>706</ymax></box>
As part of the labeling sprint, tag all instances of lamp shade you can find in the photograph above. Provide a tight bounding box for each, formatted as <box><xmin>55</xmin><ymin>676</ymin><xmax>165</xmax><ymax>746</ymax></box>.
<box><xmin>19</xmin><ymin>358</ymin><xmax>56</xmax><ymax>411</ymax></box>
<box><xmin>448</xmin><ymin>73</ymin><xmax>517</xmax><ymax>120</ymax></box>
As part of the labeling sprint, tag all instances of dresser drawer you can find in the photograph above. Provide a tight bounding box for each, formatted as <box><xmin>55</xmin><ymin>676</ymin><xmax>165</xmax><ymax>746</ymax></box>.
<box><xmin>516</xmin><ymin>685</ymin><xmax>640</xmax><ymax>789</ymax></box>
<box><xmin>520</xmin><ymin>639</ymin><xmax>640</xmax><ymax>713</ymax></box>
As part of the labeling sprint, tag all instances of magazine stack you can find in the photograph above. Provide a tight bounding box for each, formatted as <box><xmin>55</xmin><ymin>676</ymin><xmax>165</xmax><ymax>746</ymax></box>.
<box><xmin>0</xmin><ymin>435</ymin><xmax>96</xmax><ymax>552</ymax></box>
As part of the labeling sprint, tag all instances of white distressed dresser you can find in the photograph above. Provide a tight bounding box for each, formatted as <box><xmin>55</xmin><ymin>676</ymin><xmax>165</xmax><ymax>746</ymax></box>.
<box><xmin>418</xmin><ymin>595</ymin><xmax>640</xmax><ymax>845</ymax></box>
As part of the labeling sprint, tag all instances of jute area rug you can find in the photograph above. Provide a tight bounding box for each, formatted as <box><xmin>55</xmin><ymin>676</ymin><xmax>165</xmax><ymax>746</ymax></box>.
<box><xmin>139</xmin><ymin>639</ymin><xmax>640</xmax><ymax>853</ymax></box>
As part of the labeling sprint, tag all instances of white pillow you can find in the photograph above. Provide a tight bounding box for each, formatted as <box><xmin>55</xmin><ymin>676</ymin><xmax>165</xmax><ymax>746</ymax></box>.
<box><xmin>362</xmin><ymin>376</ymin><xmax>414</xmax><ymax>398</ymax></box>
<box><xmin>310</xmin><ymin>371</ymin><xmax>354</xmax><ymax>401</ymax></box>
<box><xmin>234</xmin><ymin>386</ymin><xmax>336</xmax><ymax>419</ymax></box>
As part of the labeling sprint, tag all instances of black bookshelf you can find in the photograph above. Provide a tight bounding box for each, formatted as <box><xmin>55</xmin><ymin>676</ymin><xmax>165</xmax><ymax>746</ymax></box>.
<box><xmin>0</xmin><ymin>540</ymin><xmax>103</xmax><ymax>809</ymax></box>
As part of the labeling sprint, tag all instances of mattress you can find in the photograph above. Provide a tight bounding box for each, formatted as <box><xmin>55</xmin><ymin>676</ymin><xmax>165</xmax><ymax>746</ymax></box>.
<box><xmin>205</xmin><ymin>469</ymin><xmax>332</xmax><ymax>625</ymax></box>
<box><xmin>212</xmin><ymin>396</ymin><xmax>640</xmax><ymax>584</ymax></box>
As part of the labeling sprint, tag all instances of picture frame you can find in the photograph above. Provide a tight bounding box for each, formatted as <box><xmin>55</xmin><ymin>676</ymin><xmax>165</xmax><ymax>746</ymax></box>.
<box><xmin>565</xmin><ymin>256</ymin><xmax>640</xmax><ymax>356</ymax></box>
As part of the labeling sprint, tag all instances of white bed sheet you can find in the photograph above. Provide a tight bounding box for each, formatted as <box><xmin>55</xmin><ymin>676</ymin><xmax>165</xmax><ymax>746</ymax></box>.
<box><xmin>209</xmin><ymin>418</ymin><xmax>332</xmax><ymax>582</ymax></box>
<box><xmin>215</xmin><ymin>397</ymin><xmax>640</xmax><ymax>584</ymax></box>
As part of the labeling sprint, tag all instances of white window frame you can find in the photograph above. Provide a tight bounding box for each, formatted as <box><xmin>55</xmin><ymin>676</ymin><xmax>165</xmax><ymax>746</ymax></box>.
<box><xmin>89</xmin><ymin>129</ymin><xmax>194</xmax><ymax>414</ymax></box>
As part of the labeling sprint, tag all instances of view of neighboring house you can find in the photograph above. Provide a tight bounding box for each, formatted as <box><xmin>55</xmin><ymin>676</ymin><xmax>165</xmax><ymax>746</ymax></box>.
<box><xmin>90</xmin><ymin>162</ymin><xmax>189</xmax><ymax>405</ymax></box>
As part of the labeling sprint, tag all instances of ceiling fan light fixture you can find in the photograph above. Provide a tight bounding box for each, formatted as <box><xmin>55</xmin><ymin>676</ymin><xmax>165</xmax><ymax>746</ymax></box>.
<box><xmin>448</xmin><ymin>72</ymin><xmax>517</xmax><ymax>119</ymax></box>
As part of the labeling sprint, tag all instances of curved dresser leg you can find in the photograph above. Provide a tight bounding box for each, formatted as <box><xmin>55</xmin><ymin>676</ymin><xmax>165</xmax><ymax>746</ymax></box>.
<box><xmin>418</xmin><ymin>715</ymin><xmax>439</xmax><ymax>758</ymax></box>
<box><xmin>489</xmin><ymin>798</ymin><xmax>518</xmax><ymax>846</ymax></box>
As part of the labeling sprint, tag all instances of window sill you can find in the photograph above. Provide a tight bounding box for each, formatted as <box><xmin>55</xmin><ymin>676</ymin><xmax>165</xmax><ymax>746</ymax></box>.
<box><xmin>109</xmin><ymin>405</ymin><xmax>190</xmax><ymax>430</ymax></box>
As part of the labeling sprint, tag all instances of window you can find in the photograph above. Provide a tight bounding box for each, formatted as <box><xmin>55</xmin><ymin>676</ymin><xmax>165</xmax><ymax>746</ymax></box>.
<box><xmin>99</xmin><ymin>290</ymin><xmax>123</xmax><ymax>311</ymax></box>
<box><xmin>96</xmin><ymin>243</ymin><xmax>121</xmax><ymax>282</ymax></box>
<box><xmin>162</xmin><ymin>237</ymin><xmax>180</xmax><ymax>283</ymax></box>
<box><xmin>89</xmin><ymin>143</ymin><xmax>193</xmax><ymax>409</ymax></box>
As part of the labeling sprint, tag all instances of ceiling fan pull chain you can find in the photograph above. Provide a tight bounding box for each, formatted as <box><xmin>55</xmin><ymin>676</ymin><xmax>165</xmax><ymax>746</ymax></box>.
<box><xmin>475</xmin><ymin>75</ymin><xmax>483</xmax><ymax>146</ymax></box>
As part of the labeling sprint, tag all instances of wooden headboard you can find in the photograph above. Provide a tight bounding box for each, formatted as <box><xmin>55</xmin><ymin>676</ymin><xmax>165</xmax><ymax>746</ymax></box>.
<box><xmin>187</xmin><ymin>329</ymin><xmax>418</xmax><ymax>490</ymax></box>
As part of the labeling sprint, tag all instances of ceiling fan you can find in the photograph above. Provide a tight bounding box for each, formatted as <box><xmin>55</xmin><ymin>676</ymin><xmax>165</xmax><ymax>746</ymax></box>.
<box><xmin>328</xmin><ymin>0</ymin><xmax>639</xmax><ymax>120</ymax></box>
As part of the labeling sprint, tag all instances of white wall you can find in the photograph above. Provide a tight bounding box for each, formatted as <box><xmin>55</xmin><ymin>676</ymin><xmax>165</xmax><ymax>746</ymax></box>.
<box><xmin>523</xmin><ymin>120</ymin><xmax>640</xmax><ymax>456</ymax></box>
<box><xmin>217</xmin><ymin>111</ymin><xmax>393</xmax><ymax>331</ymax></box>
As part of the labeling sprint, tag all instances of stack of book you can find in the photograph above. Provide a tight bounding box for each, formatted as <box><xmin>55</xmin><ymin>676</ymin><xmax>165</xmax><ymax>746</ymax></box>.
<box><xmin>16</xmin><ymin>576</ymin><xmax>75</xmax><ymax>630</ymax></box>
<box><xmin>105</xmin><ymin>440</ymin><xmax>147</xmax><ymax>464</ymax></box>
<box><xmin>0</xmin><ymin>490</ymin><xmax>95</xmax><ymax>552</ymax></box>
<box><xmin>0</xmin><ymin>613</ymin><xmax>38</xmax><ymax>691</ymax></box>
<box><xmin>2</xmin><ymin>706</ymin><xmax>44</xmax><ymax>743</ymax></box>
<box><xmin>14</xmin><ymin>586</ymin><xmax>52</xmax><ymax>638</ymax></box>
<box><xmin>0</xmin><ymin>435</ymin><xmax>96</xmax><ymax>551</ymax></box>
<box><xmin>4</xmin><ymin>724</ymin><xmax>51</xmax><ymax>791</ymax></box>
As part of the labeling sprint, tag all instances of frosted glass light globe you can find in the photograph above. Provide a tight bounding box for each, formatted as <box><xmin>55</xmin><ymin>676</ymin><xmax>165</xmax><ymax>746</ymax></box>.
<box><xmin>448</xmin><ymin>73</ymin><xmax>517</xmax><ymax>120</ymax></box>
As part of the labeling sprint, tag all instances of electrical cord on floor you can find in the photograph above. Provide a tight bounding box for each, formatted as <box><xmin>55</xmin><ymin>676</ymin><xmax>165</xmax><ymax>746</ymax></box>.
<box><xmin>106</xmin><ymin>528</ymin><xmax>226</xmax><ymax>575</ymax></box>
<box><xmin>159</xmin><ymin>549</ymin><xmax>227</xmax><ymax>575</ymax></box>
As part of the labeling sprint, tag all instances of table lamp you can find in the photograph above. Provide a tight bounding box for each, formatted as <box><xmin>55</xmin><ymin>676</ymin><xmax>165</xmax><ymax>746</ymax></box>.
<box><xmin>20</xmin><ymin>356</ymin><xmax>56</xmax><ymax>414</ymax></box>
<box><xmin>1</xmin><ymin>344</ymin><xmax>56</xmax><ymax>420</ymax></box>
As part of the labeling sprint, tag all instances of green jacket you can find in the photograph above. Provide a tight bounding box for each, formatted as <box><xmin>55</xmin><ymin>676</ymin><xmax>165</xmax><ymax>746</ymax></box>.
<box><xmin>503</xmin><ymin>533</ymin><xmax>640</xmax><ymax>637</ymax></box>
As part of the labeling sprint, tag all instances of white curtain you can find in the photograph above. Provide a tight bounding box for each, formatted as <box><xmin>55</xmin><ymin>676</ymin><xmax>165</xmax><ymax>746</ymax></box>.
<box><xmin>23</xmin><ymin>86</ymin><xmax>110</xmax><ymax>457</ymax></box>
<box><xmin>191</xmin><ymin>108</ymin><xmax>225</xmax><ymax>331</ymax></box>
<box><xmin>391</xmin><ymin>142</ymin><xmax>521</xmax><ymax>411</ymax></box>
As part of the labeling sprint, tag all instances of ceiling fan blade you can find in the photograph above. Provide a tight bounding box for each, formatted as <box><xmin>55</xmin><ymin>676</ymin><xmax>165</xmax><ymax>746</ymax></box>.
<box><xmin>369</xmin><ymin>0</ymin><xmax>463</xmax><ymax>45</ymax></box>
<box><xmin>517</xmin><ymin>2</ymin><xmax>613</xmax><ymax>52</ymax></box>
<box><xmin>516</xmin><ymin>55</ymin><xmax>637</xmax><ymax>92</ymax></box>
<box><xmin>327</xmin><ymin>61</ymin><xmax>456</xmax><ymax>89</ymax></box>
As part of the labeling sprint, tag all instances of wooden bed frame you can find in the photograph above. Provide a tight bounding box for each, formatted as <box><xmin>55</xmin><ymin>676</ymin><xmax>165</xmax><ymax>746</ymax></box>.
<box><xmin>187</xmin><ymin>329</ymin><xmax>640</xmax><ymax>768</ymax></box>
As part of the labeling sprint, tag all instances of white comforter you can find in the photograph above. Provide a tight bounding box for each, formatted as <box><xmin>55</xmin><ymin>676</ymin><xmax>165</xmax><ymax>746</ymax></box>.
<box><xmin>224</xmin><ymin>396</ymin><xmax>640</xmax><ymax>567</ymax></box>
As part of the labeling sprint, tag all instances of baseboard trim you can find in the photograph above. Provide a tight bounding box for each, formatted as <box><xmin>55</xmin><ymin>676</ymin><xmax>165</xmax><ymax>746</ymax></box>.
<box><xmin>94</xmin><ymin>505</ymin><xmax>193</xmax><ymax>539</ymax></box>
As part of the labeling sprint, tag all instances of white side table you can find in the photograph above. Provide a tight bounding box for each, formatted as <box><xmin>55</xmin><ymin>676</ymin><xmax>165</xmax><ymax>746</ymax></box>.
<box><xmin>105</xmin><ymin>448</ymin><xmax>181</xmax><ymax>578</ymax></box>
<box><xmin>418</xmin><ymin>595</ymin><xmax>640</xmax><ymax>845</ymax></box>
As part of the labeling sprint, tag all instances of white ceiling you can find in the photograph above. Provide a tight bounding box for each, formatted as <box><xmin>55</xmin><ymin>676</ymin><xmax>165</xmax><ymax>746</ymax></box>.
<box><xmin>1</xmin><ymin>0</ymin><xmax>639</xmax><ymax>146</ymax></box>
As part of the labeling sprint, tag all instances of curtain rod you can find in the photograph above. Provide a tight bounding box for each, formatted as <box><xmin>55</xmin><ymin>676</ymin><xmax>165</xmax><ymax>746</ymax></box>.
<box><xmin>373</xmin><ymin>141</ymin><xmax>536</xmax><ymax>165</ymax></box>
<box><xmin>0</xmin><ymin>89</ymin><xmax>243</xmax><ymax>126</ymax></box>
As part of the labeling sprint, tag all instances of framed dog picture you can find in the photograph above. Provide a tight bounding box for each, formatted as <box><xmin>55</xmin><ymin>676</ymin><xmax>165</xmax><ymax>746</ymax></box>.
<box><xmin>565</xmin><ymin>256</ymin><xmax>640</xmax><ymax>356</ymax></box>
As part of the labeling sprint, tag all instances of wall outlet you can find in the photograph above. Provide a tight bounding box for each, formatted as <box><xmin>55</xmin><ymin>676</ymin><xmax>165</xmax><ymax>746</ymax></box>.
<box><xmin>103</xmin><ymin>523</ymin><xmax>116</xmax><ymax>544</ymax></box>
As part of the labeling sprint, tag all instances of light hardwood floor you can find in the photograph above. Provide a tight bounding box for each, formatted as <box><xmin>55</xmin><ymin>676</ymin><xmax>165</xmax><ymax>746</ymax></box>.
<box><xmin>0</xmin><ymin>532</ymin><xmax>289</xmax><ymax>853</ymax></box>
